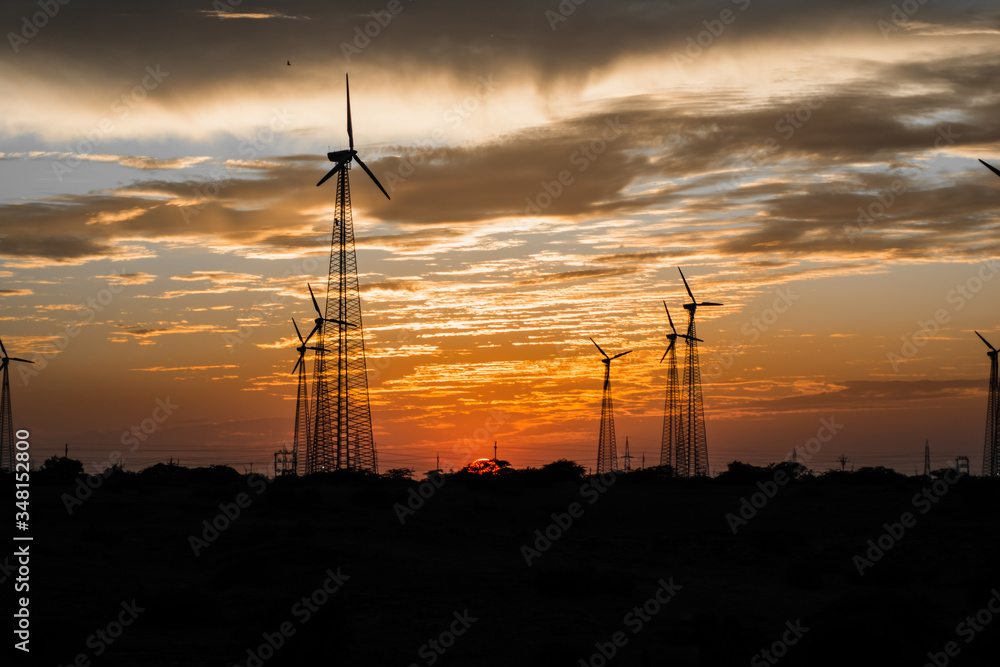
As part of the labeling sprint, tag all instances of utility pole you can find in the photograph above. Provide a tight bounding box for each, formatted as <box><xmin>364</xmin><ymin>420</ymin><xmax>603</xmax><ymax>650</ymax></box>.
<box><xmin>838</xmin><ymin>454</ymin><xmax>847</xmax><ymax>472</ymax></box>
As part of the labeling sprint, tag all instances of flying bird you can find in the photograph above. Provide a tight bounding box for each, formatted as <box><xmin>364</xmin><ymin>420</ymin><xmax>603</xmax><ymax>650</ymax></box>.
<box><xmin>287</xmin><ymin>61</ymin><xmax>291</xmax><ymax>66</ymax></box>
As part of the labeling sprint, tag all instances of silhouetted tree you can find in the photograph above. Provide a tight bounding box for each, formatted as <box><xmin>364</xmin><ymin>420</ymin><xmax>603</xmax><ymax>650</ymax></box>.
<box><xmin>36</xmin><ymin>455</ymin><xmax>83</xmax><ymax>484</ymax></box>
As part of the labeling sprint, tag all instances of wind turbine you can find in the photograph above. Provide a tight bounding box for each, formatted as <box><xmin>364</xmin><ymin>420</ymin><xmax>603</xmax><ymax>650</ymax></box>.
<box><xmin>591</xmin><ymin>338</ymin><xmax>632</xmax><ymax>476</ymax></box>
<box><xmin>290</xmin><ymin>317</ymin><xmax>325</xmax><ymax>476</ymax></box>
<box><xmin>658</xmin><ymin>302</ymin><xmax>701</xmax><ymax>471</ymax></box>
<box><xmin>976</xmin><ymin>331</ymin><xmax>999</xmax><ymax>477</ymax></box>
<box><xmin>677</xmin><ymin>267</ymin><xmax>723</xmax><ymax>477</ymax></box>
<box><xmin>0</xmin><ymin>337</ymin><xmax>34</xmax><ymax>471</ymax></box>
<box><xmin>316</xmin><ymin>74</ymin><xmax>390</xmax><ymax>198</ymax></box>
<box><xmin>979</xmin><ymin>159</ymin><xmax>1000</xmax><ymax>179</ymax></box>
<box><xmin>309</xmin><ymin>74</ymin><xmax>386</xmax><ymax>475</ymax></box>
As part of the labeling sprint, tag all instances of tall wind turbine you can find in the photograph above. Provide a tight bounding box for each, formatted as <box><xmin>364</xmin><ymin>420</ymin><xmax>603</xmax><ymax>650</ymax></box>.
<box><xmin>659</xmin><ymin>302</ymin><xmax>701</xmax><ymax>470</ymax></box>
<box><xmin>310</xmin><ymin>74</ymin><xmax>388</xmax><ymax>475</ymax></box>
<box><xmin>0</xmin><ymin>337</ymin><xmax>34</xmax><ymax>471</ymax></box>
<box><xmin>591</xmin><ymin>338</ymin><xmax>632</xmax><ymax>476</ymax></box>
<box><xmin>976</xmin><ymin>331</ymin><xmax>999</xmax><ymax>477</ymax></box>
<box><xmin>677</xmin><ymin>268</ymin><xmax>722</xmax><ymax>477</ymax></box>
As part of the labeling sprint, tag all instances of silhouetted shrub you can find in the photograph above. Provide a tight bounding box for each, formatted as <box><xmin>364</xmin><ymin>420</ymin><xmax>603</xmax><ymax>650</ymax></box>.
<box><xmin>36</xmin><ymin>456</ymin><xmax>84</xmax><ymax>484</ymax></box>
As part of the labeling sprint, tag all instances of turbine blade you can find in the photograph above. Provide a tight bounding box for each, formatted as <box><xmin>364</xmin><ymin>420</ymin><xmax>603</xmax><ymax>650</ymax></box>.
<box><xmin>292</xmin><ymin>356</ymin><xmax>302</xmax><ymax>374</ymax></box>
<box><xmin>353</xmin><ymin>155</ymin><xmax>390</xmax><ymax>200</ymax></box>
<box><xmin>980</xmin><ymin>159</ymin><xmax>1000</xmax><ymax>179</ymax></box>
<box><xmin>590</xmin><ymin>337</ymin><xmax>609</xmax><ymax>359</ymax></box>
<box><xmin>660</xmin><ymin>340</ymin><xmax>675</xmax><ymax>363</ymax></box>
<box><xmin>0</xmin><ymin>337</ymin><xmax>7</xmax><ymax>358</ymax></box>
<box><xmin>292</xmin><ymin>318</ymin><xmax>304</xmax><ymax>343</ymax></box>
<box><xmin>699</xmin><ymin>301</ymin><xmax>724</xmax><ymax>307</ymax></box>
<box><xmin>682</xmin><ymin>335</ymin><xmax>704</xmax><ymax>343</ymax></box>
<box><xmin>611</xmin><ymin>350</ymin><xmax>633</xmax><ymax>361</ymax></box>
<box><xmin>346</xmin><ymin>73</ymin><xmax>353</xmax><ymax>151</ymax></box>
<box><xmin>664</xmin><ymin>301</ymin><xmax>677</xmax><ymax>334</ymax></box>
<box><xmin>8</xmin><ymin>358</ymin><xmax>33</xmax><ymax>364</ymax></box>
<box><xmin>678</xmin><ymin>267</ymin><xmax>696</xmax><ymax>302</ymax></box>
<box><xmin>316</xmin><ymin>163</ymin><xmax>341</xmax><ymax>187</ymax></box>
<box><xmin>308</xmin><ymin>283</ymin><xmax>323</xmax><ymax>318</ymax></box>
<box><xmin>976</xmin><ymin>331</ymin><xmax>997</xmax><ymax>351</ymax></box>
<box><xmin>303</xmin><ymin>323</ymin><xmax>320</xmax><ymax>345</ymax></box>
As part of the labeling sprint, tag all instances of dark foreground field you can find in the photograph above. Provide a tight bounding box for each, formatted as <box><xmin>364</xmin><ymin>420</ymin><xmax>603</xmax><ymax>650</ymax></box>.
<box><xmin>9</xmin><ymin>462</ymin><xmax>1000</xmax><ymax>667</ymax></box>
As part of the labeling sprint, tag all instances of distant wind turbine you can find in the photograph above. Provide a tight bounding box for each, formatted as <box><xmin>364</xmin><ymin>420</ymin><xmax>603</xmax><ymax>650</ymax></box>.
<box><xmin>591</xmin><ymin>337</ymin><xmax>632</xmax><ymax>476</ymax></box>
<box><xmin>291</xmin><ymin>317</ymin><xmax>325</xmax><ymax>475</ymax></box>
<box><xmin>659</xmin><ymin>302</ymin><xmax>701</xmax><ymax>470</ymax></box>
<box><xmin>976</xmin><ymin>331</ymin><xmax>999</xmax><ymax>477</ymax></box>
<box><xmin>677</xmin><ymin>268</ymin><xmax>723</xmax><ymax>477</ymax></box>
<box><xmin>1</xmin><ymin>337</ymin><xmax>34</xmax><ymax>471</ymax></box>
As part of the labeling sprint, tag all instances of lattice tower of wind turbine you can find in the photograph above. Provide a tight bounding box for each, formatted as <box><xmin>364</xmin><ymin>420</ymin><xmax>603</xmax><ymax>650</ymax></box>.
<box><xmin>290</xmin><ymin>312</ymin><xmax>328</xmax><ymax>475</ymax></box>
<box><xmin>591</xmin><ymin>338</ymin><xmax>632</xmax><ymax>476</ymax></box>
<box><xmin>659</xmin><ymin>301</ymin><xmax>701</xmax><ymax>470</ymax></box>
<box><xmin>309</xmin><ymin>74</ymin><xmax>389</xmax><ymax>475</ymax></box>
<box><xmin>976</xmin><ymin>332</ymin><xmax>999</xmax><ymax>477</ymax></box>
<box><xmin>677</xmin><ymin>268</ymin><xmax>722</xmax><ymax>477</ymax></box>
<box><xmin>0</xmin><ymin>337</ymin><xmax>33</xmax><ymax>471</ymax></box>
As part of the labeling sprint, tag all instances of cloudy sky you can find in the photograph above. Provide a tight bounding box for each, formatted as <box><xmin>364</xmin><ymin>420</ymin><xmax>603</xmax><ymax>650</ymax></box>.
<box><xmin>2</xmin><ymin>0</ymin><xmax>999</xmax><ymax>475</ymax></box>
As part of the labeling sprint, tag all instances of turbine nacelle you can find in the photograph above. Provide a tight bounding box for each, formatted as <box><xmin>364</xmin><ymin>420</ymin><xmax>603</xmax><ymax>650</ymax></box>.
<box><xmin>315</xmin><ymin>74</ymin><xmax>391</xmax><ymax>200</ymax></box>
<box><xmin>977</xmin><ymin>331</ymin><xmax>998</xmax><ymax>358</ymax></box>
<box><xmin>678</xmin><ymin>267</ymin><xmax>723</xmax><ymax>314</ymax></box>
<box><xmin>590</xmin><ymin>337</ymin><xmax>632</xmax><ymax>365</ymax></box>
<box><xmin>0</xmin><ymin>337</ymin><xmax>34</xmax><ymax>370</ymax></box>
<box><xmin>327</xmin><ymin>149</ymin><xmax>356</xmax><ymax>163</ymax></box>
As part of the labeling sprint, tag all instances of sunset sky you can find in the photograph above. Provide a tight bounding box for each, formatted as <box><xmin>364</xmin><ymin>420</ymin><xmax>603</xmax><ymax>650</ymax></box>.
<box><xmin>2</xmin><ymin>0</ymin><xmax>999</xmax><ymax>475</ymax></box>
